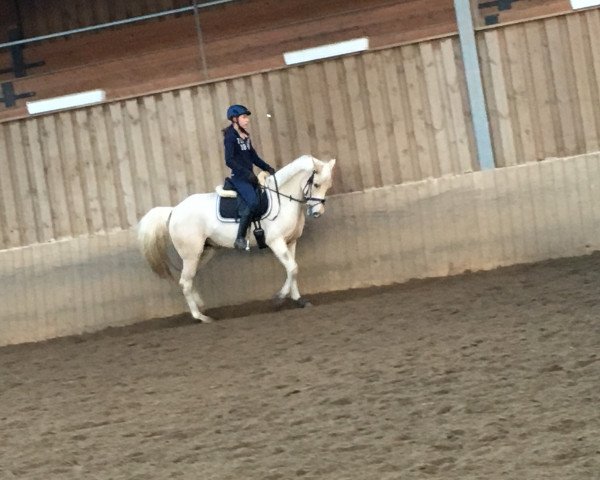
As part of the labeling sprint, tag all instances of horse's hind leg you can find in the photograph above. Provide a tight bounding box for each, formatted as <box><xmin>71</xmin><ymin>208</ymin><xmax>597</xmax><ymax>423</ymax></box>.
<box><xmin>178</xmin><ymin>243</ymin><xmax>213</xmax><ymax>323</ymax></box>
<box><xmin>190</xmin><ymin>247</ymin><xmax>216</xmax><ymax>317</ymax></box>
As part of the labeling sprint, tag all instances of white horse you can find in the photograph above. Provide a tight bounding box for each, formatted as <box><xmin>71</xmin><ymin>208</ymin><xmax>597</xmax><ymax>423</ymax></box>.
<box><xmin>137</xmin><ymin>154</ymin><xmax>336</xmax><ymax>322</ymax></box>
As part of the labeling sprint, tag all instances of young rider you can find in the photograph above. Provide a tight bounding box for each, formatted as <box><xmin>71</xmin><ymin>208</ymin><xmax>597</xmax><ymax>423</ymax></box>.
<box><xmin>223</xmin><ymin>104</ymin><xmax>275</xmax><ymax>250</ymax></box>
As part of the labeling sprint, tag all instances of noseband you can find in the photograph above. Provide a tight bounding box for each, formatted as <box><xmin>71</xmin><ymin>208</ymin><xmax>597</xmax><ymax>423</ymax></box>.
<box><xmin>302</xmin><ymin>171</ymin><xmax>327</xmax><ymax>206</ymax></box>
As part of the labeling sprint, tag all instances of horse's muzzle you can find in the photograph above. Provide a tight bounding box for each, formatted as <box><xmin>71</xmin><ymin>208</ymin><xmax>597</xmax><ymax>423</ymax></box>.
<box><xmin>308</xmin><ymin>202</ymin><xmax>324</xmax><ymax>218</ymax></box>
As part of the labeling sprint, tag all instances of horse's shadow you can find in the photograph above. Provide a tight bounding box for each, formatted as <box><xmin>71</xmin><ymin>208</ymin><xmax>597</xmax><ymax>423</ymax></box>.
<box><xmin>97</xmin><ymin>297</ymin><xmax>313</xmax><ymax>338</ymax></box>
<box><xmin>205</xmin><ymin>296</ymin><xmax>310</xmax><ymax>321</ymax></box>
<box><xmin>74</xmin><ymin>283</ymin><xmax>406</xmax><ymax>342</ymax></box>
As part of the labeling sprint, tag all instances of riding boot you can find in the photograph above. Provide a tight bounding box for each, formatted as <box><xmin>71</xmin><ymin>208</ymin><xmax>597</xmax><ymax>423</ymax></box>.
<box><xmin>234</xmin><ymin>211</ymin><xmax>252</xmax><ymax>250</ymax></box>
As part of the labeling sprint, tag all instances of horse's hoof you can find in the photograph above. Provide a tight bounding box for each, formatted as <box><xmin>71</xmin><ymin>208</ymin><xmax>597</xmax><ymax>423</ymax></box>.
<box><xmin>295</xmin><ymin>297</ymin><xmax>312</xmax><ymax>308</ymax></box>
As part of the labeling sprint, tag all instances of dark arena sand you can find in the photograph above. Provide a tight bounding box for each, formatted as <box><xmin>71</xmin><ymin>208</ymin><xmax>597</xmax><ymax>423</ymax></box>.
<box><xmin>1</xmin><ymin>254</ymin><xmax>599</xmax><ymax>480</ymax></box>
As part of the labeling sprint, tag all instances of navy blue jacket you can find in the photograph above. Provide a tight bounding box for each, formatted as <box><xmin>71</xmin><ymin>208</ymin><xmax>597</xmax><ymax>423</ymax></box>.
<box><xmin>224</xmin><ymin>125</ymin><xmax>273</xmax><ymax>179</ymax></box>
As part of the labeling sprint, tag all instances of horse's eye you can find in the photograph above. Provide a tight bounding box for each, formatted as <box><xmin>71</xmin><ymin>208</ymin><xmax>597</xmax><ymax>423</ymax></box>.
<box><xmin>314</xmin><ymin>183</ymin><xmax>320</xmax><ymax>189</ymax></box>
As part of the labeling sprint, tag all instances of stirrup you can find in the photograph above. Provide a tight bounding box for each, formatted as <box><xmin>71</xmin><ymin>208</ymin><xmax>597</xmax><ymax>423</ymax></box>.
<box><xmin>234</xmin><ymin>238</ymin><xmax>249</xmax><ymax>251</ymax></box>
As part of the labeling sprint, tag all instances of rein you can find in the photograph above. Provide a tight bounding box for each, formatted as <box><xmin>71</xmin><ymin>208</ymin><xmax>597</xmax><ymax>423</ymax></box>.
<box><xmin>261</xmin><ymin>171</ymin><xmax>326</xmax><ymax>221</ymax></box>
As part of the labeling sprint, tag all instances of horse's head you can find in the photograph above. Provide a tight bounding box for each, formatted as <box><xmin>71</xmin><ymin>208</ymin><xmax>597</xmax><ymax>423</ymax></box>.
<box><xmin>305</xmin><ymin>158</ymin><xmax>336</xmax><ymax>218</ymax></box>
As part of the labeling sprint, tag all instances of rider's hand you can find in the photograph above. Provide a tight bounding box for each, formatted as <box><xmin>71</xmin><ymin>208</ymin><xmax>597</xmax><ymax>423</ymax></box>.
<box><xmin>267</xmin><ymin>167</ymin><xmax>276</xmax><ymax>175</ymax></box>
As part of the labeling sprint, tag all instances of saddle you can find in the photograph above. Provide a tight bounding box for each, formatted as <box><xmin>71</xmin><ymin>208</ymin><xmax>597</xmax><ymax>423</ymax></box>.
<box><xmin>215</xmin><ymin>176</ymin><xmax>271</xmax><ymax>223</ymax></box>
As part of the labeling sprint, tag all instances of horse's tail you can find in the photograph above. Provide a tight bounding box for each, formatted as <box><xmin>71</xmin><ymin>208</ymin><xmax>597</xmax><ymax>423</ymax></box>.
<box><xmin>137</xmin><ymin>206</ymin><xmax>174</xmax><ymax>280</ymax></box>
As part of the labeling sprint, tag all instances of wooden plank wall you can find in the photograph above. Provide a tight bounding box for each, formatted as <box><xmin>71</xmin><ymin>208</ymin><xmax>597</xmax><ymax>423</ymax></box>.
<box><xmin>14</xmin><ymin>0</ymin><xmax>572</xmax><ymax>40</ymax></box>
<box><xmin>478</xmin><ymin>9</ymin><xmax>600</xmax><ymax>166</ymax></box>
<box><xmin>0</xmin><ymin>36</ymin><xmax>478</xmax><ymax>249</ymax></box>
<box><xmin>0</xmin><ymin>0</ymin><xmax>458</xmax><ymax>123</ymax></box>
<box><xmin>475</xmin><ymin>0</ymin><xmax>572</xmax><ymax>28</ymax></box>
<box><xmin>13</xmin><ymin>0</ymin><xmax>452</xmax><ymax>40</ymax></box>
<box><xmin>0</xmin><ymin>0</ymin><xmax>582</xmax><ymax>123</ymax></box>
<box><xmin>16</xmin><ymin>0</ymin><xmax>192</xmax><ymax>36</ymax></box>
<box><xmin>1</xmin><ymin>9</ymin><xmax>600</xmax><ymax>251</ymax></box>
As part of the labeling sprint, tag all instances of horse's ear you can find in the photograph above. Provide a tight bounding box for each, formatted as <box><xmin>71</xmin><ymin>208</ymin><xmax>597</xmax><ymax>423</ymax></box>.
<box><xmin>313</xmin><ymin>157</ymin><xmax>324</xmax><ymax>173</ymax></box>
<box><xmin>328</xmin><ymin>158</ymin><xmax>336</xmax><ymax>169</ymax></box>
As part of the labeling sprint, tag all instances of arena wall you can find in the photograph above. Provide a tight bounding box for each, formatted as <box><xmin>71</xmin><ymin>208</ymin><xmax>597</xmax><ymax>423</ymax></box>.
<box><xmin>2</xmin><ymin>8</ymin><xmax>600</xmax><ymax>252</ymax></box>
<box><xmin>0</xmin><ymin>36</ymin><xmax>479</xmax><ymax>250</ymax></box>
<box><xmin>2</xmin><ymin>152</ymin><xmax>599</xmax><ymax>346</ymax></box>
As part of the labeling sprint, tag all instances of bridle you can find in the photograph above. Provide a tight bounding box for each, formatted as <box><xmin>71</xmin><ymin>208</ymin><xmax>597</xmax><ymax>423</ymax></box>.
<box><xmin>261</xmin><ymin>170</ymin><xmax>326</xmax><ymax>219</ymax></box>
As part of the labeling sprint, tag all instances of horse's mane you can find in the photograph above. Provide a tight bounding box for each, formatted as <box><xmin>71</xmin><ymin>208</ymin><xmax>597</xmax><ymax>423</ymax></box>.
<box><xmin>270</xmin><ymin>155</ymin><xmax>315</xmax><ymax>187</ymax></box>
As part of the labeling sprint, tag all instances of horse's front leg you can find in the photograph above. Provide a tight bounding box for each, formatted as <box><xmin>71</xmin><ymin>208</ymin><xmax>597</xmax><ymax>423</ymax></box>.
<box><xmin>287</xmin><ymin>240</ymin><xmax>312</xmax><ymax>307</ymax></box>
<box><xmin>269</xmin><ymin>237</ymin><xmax>310</xmax><ymax>308</ymax></box>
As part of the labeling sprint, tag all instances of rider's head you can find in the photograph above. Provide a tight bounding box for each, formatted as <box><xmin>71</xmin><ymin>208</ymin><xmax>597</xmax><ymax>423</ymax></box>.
<box><xmin>227</xmin><ymin>104</ymin><xmax>251</xmax><ymax>130</ymax></box>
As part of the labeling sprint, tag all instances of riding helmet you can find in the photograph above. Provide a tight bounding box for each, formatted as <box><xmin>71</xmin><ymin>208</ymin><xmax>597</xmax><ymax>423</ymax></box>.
<box><xmin>227</xmin><ymin>104</ymin><xmax>251</xmax><ymax>120</ymax></box>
